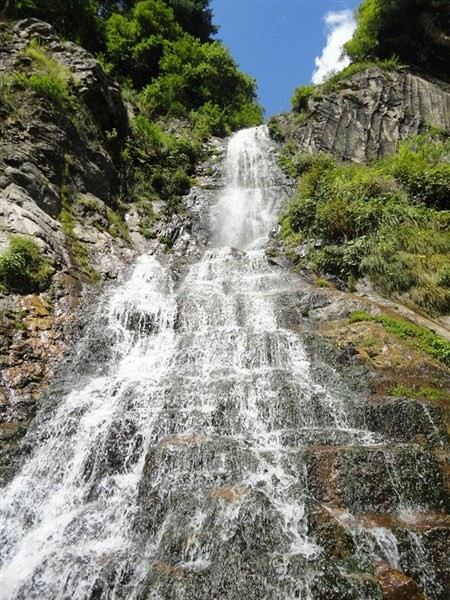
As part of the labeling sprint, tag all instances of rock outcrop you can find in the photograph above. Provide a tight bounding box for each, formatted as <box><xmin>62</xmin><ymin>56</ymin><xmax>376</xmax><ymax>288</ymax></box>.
<box><xmin>0</xmin><ymin>19</ymin><xmax>130</xmax><ymax>268</ymax></box>
<box><xmin>271</xmin><ymin>67</ymin><xmax>450</xmax><ymax>163</ymax></box>
<box><xmin>0</xmin><ymin>19</ymin><xmax>135</xmax><ymax>478</ymax></box>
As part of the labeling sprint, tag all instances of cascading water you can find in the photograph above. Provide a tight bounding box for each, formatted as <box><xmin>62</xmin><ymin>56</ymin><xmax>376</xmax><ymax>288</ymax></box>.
<box><xmin>0</xmin><ymin>126</ymin><xmax>446</xmax><ymax>599</ymax></box>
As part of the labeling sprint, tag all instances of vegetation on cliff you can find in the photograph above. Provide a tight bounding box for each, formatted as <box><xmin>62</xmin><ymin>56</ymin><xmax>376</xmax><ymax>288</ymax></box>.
<box><xmin>0</xmin><ymin>236</ymin><xmax>53</xmax><ymax>294</ymax></box>
<box><xmin>278</xmin><ymin>131</ymin><xmax>450</xmax><ymax>316</ymax></box>
<box><xmin>0</xmin><ymin>0</ymin><xmax>264</xmax><ymax>293</ymax></box>
<box><xmin>4</xmin><ymin>0</ymin><xmax>262</xmax><ymax>134</ymax></box>
<box><xmin>344</xmin><ymin>0</ymin><xmax>450</xmax><ymax>82</ymax></box>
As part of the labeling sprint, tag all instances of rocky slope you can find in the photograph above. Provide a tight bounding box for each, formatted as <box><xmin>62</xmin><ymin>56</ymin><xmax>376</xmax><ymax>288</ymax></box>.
<box><xmin>264</xmin><ymin>63</ymin><xmax>450</xmax><ymax>598</ymax></box>
<box><xmin>0</xmin><ymin>19</ymin><xmax>135</xmax><ymax>476</ymax></box>
<box><xmin>270</xmin><ymin>67</ymin><xmax>450</xmax><ymax>163</ymax></box>
<box><xmin>0</xmin><ymin>18</ymin><xmax>228</xmax><ymax>481</ymax></box>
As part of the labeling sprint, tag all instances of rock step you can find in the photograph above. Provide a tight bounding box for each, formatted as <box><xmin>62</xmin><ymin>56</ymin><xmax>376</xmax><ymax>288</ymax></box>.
<box><xmin>365</xmin><ymin>397</ymin><xmax>449</xmax><ymax>450</ymax></box>
<box><xmin>324</xmin><ymin>507</ymin><xmax>450</xmax><ymax>530</ymax></box>
<box><xmin>305</xmin><ymin>444</ymin><xmax>449</xmax><ymax>514</ymax></box>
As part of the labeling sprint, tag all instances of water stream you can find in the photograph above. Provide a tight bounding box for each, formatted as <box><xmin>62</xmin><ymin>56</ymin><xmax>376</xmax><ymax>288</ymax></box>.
<box><xmin>0</xmin><ymin>126</ymin><xmax>444</xmax><ymax>599</ymax></box>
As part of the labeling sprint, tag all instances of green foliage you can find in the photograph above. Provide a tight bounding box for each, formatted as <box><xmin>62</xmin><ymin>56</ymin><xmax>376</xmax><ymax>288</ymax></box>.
<box><xmin>7</xmin><ymin>0</ymin><xmax>262</xmax><ymax>138</ymax></box>
<box><xmin>120</xmin><ymin>115</ymin><xmax>203</xmax><ymax>216</ymax></box>
<box><xmin>104</xmin><ymin>0</ymin><xmax>182</xmax><ymax>87</ymax></box>
<box><xmin>384</xmin><ymin>134</ymin><xmax>450</xmax><ymax>209</ymax></box>
<box><xmin>7</xmin><ymin>0</ymin><xmax>263</xmax><ymax>243</ymax></box>
<box><xmin>290</xmin><ymin>85</ymin><xmax>315</xmax><ymax>113</ymax></box>
<box><xmin>9</xmin><ymin>0</ymin><xmax>101</xmax><ymax>53</ymax></box>
<box><xmin>97</xmin><ymin>0</ymin><xmax>217</xmax><ymax>42</ymax></box>
<box><xmin>344</xmin><ymin>0</ymin><xmax>383</xmax><ymax>61</ymax></box>
<box><xmin>0</xmin><ymin>236</ymin><xmax>53</xmax><ymax>294</ymax></box>
<box><xmin>343</xmin><ymin>0</ymin><xmax>450</xmax><ymax>80</ymax></box>
<box><xmin>163</xmin><ymin>0</ymin><xmax>217</xmax><ymax>42</ymax></box>
<box><xmin>105</xmin><ymin>207</ymin><xmax>130</xmax><ymax>240</ymax></box>
<box><xmin>13</xmin><ymin>41</ymin><xmax>75</xmax><ymax>111</ymax></box>
<box><xmin>319</xmin><ymin>57</ymin><xmax>402</xmax><ymax>94</ymax></box>
<box><xmin>267</xmin><ymin>117</ymin><xmax>285</xmax><ymax>143</ymax></box>
<box><xmin>139</xmin><ymin>35</ymin><xmax>263</xmax><ymax>132</ymax></box>
<box><xmin>279</xmin><ymin>133</ymin><xmax>450</xmax><ymax>316</ymax></box>
<box><xmin>14</xmin><ymin>72</ymin><xmax>74</xmax><ymax>111</ymax></box>
<box><xmin>349</xmin><ymin>311</ymin><xmax>450</xmax><ymax>366</ymax></box>
<box><xmin>386</xmin><ymin>384</ymin><xmax>450</xmax><ymax>400</ymax></box>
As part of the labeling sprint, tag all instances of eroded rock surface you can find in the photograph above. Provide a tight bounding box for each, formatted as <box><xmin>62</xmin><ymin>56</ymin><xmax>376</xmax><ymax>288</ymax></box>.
<box><xmin>272</xmin><ymin>67</ymin><xmax>450</xmax><ymax>163</ymax></box>
<box><xmin>0</xmin><ymin>19</ymin><xmax>135</xmax><ymax>478</ymax></box>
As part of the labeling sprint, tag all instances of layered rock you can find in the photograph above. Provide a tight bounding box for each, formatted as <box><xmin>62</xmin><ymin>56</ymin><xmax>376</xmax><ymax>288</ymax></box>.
<box><xmin>271</xmin><ymin>67</ymin><xmax>450</xmax><ymax>163</ymax></box>
<box><xmin>0</xmin><ymin>19</ymin><xmax>130</xmax><ymax>266</ymax></box>
<box><xmin>0</xmin><ymin>19</ymin><xmax>134</xmax><ymax>478</ymax></box>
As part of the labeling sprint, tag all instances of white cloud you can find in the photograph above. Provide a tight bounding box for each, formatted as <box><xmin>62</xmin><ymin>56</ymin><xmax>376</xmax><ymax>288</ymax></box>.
<box><xmin>312</xmin><ymin>10</ymin><xmax>356</xmax><ymax>85</ymax></box>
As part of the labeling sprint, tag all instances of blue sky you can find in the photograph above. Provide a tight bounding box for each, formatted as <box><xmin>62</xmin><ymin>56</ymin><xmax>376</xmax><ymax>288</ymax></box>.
<box><xmin>211</xmin><ymin>0</ymin><xmax>361</xmax><ymax>116</ymax></box>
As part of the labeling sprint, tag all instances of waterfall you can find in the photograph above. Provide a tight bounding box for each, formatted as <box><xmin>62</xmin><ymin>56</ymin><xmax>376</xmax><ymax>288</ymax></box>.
<box><xmin>0</xmin><ymin>126</ymin><xmax>444</xmax><ymax>599</ymax></box>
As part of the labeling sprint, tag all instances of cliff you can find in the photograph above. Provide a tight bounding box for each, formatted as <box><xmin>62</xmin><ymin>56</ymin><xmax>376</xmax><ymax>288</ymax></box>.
<box><xmin>0</xmin><ymin>19</ymin><xmax>135</xmax><ymax>471</ymax></box>
<box><xmin>270</xmin><ymin>66</ymin><xmax>450</xmax><ymax>163</ymax></box>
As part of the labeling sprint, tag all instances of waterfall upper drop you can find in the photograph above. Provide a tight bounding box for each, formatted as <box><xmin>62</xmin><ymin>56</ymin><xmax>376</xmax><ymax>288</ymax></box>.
<box><xmin>212</xmin><ymin>126</ymin><xmax>283</xmax><ymax>250</ymax></box>
<box><xmin>0</xmin><ymin>126</ymin><xmax>447</xmax><ymax>600</ymax></box>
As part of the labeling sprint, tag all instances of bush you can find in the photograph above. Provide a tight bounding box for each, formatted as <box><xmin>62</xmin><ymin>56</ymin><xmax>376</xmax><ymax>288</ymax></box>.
<box><xmin>291</xmin><ymin>85</ymin><xmax>316</xmax><ymax>112</ymax></box>
<box><xmin>119</xmin><ymin>115</ymin><xmax>204</xmax><ymax>216</ymax></box>
<box><xmin>319</xmin><ymin>57</ymin><xmax>402</xmax><ymax>94</ymax></box>
<box><xmin>13</xmin><ymin>41</ymin><xmax>75</xmax><ymax>111</ymax></box>
<box><xmin>343</xmin><ymin>0</ymin><xmax>450</xmax><ymax>81</ymax></box>
<box><xmin>278</xmin><ymin>133</ymin><xmax>450</xmax><ymax>315</ymax></box>
<box><xmin>0</xmin><ymin>236</ymin><xmax>53</xmax><ymax>294</ymax></box>
<box><xmin>343</xmin><ymin>0</ymin><xmax>383</xmax><ymax>61</ymax></box>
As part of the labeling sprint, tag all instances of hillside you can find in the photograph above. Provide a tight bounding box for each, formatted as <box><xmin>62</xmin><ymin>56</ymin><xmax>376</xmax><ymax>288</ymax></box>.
<box><xmin>0</xmin><ymin>1</ymin><xmax>449</xmax><ymax>598</ymax></box>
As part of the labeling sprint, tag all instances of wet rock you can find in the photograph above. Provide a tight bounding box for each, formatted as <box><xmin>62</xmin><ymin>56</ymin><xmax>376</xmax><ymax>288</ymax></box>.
<box><xmin>366</xmin><ymin>398</ymin><xmax>448</xmax><ymax>449</ymax></box>
<box><xmin>394</xmin><ymin>527</ymin><xmax>450</xmax><ymax>600</ymax></box>
<box><xmin>336</xmin><ymin>446</ymin><xmax>447</xmax><ymax>514</ymax></box>
<box><xmin>375</xmin><ymin>561</ymin><xmax>427</xmax><ymax>600</ymax></box>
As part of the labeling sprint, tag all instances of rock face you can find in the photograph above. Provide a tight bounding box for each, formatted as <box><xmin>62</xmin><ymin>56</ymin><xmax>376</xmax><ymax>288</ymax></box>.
<box><xmin>272</xmin><ymin>67</ymin><xmax>450</xmax><ymax>163</ymax></box>
<box><xmin>0</xmin><ymin>19</ymin><xmax>130</xmax><ymax>265</ymax></box>
<box><xmin>0</xmin><ymin>19</ymin><xmax>135</xmax><ymax>479</ymax></box>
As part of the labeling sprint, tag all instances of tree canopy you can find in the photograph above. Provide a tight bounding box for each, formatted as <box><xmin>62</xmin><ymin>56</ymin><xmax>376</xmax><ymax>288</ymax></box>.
<box><xmin>2</xmin><ymin>0</ymin><xmax>263</xmax><ymax>133</ymax></box>
<box><xmin>344</xmin><ymin>0</ymin><xmax>450</xmax><ymax>81</ymax></box>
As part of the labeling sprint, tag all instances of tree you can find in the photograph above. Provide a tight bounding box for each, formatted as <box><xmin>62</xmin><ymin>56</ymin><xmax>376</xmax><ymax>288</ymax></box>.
<box><xmin>140</xmin><ymin>34</ymin><xmax>263</xmax><ymax>132</ymax></box>
<box><xmin>3</xmin><ymin>0</ymin><xmax>102</xmax><ymax>52</ymax></box>
<box><xmin>344</xmin><ymin>0</ymin><xmax>450</xmax><ymax>81</ymax></box>
<box><xmin>104</xmin><ymin>0</ymin><xmax>182</xmax><ymax>87</ymax></box>
<box><xmin>163</xmin><ymin>0</ymin><xmax>217</xmax><ymax>42</ymax></box>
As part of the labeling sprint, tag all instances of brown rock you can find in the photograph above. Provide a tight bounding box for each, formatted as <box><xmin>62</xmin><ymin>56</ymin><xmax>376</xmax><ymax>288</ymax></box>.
<box><xmin>375</xmin><ymin>561</ymin><xmax>427</xmax><ymax>600</ymax></box>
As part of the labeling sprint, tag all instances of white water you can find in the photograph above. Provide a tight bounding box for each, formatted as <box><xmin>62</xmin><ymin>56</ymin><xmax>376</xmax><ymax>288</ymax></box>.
<box><xmin>0</xmin><ymin>126</ymin><xmax>440</xmax><ymax>599</ymax></box>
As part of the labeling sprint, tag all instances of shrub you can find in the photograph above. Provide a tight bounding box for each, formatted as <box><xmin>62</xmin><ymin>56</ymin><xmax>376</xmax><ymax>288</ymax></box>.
<box><xmin>291</xmin><ymin>85</ymin><xmax>316</xmax><ymax>112</ymax></box>
<box><xmin>278</xmin><ymin>134</ymin><xmax>450</xmax><ymax>315</ymax></box>
<box><xmin>0</xmin><ymin>236</ymin><xmax>53</xmax><ymax>294</ymax></box>
<box><xmin>343</xmin><ymin>0</ymin><xmax>383</xmax><ymax>61</ymax></box>
<box><xmin>119</xmin><ymin>115</ymin><xmax>204</xmax><ymax>216</ymax></box>
<box><xmin>343</xmin><ymin>0</ymin><xmax>450</xmax><ymax>81</ymax></box>
<box><xmin>319</xmin><ymin>57</ymin><xmax>402</xmax><ymax>94</ymax></box>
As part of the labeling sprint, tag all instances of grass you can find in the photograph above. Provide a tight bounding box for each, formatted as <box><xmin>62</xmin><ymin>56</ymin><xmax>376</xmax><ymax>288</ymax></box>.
<box><xmin>387</xmin><ymin>384</ymin><xmax>450</xmax><ymax>401</ymax></box>
<box><xmin>0</xmin><ymin>236</ymin><xmax>53</xmax><ymax>294</ymax></box>
<box><xmin>349</xmin><ymin>311</ymin><xmax>450</xmax><ymax>366</ymax></box>
<box><xmin>13</xmin><ymin>40</ymin><xmax>75</xmax><ymax>111</ymax></box>
<box><xmin>289</xmin><ymin>58</ymin><xmax>403</xmax><ymax>114</ymax></box>
<box><xmin>278</xmin><ymin>133</ymin><xmax>450</xmax><ymax>316</ymax></box>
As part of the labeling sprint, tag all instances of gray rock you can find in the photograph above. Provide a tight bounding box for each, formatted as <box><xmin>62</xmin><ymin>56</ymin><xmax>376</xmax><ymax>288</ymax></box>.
<box><xmin>275</xmin><ymin>67</ymin><xmax>450</xmax><ymax>163</ymax></box>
